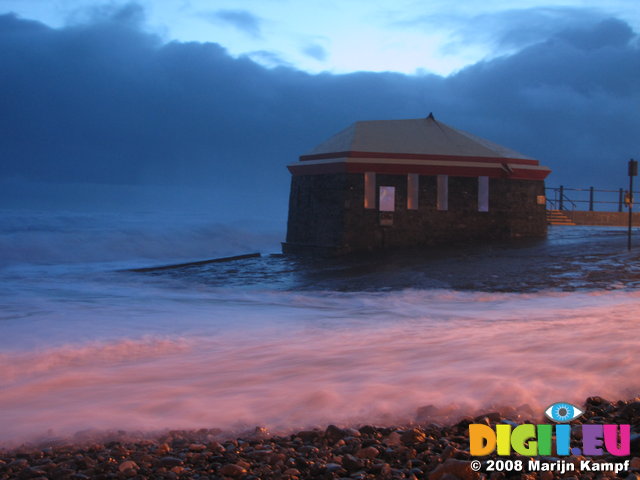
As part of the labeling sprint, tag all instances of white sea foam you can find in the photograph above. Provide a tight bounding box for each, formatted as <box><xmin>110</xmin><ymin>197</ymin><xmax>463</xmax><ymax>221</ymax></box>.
<box><xmin>1</xmin><ymin>211</ymin><xmax>639</xmax><ymax>446</ymax></box>
<box><xmin>1</xmin><ymin>285</ymin><xmax>639</xmax><ymax>445</ymax></box>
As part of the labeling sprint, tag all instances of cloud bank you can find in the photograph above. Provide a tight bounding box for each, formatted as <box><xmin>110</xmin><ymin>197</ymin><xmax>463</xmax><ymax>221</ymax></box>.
<box><xmin>1</xmin><ymin>5</ymin><xmax>638</xmax><ymax>217</ymax></box>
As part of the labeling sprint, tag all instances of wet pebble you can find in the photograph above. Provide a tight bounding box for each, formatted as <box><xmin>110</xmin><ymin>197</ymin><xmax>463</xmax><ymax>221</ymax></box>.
<box><xmin>219</xmin><ymin>463</ymin><xmax>247</xmax><ymax>477</ymax></box>
<box><xmin>159</xmin><ymin>456</ymin><xmax>183</xmax><ymax>467</ymax></box>
<box><xmin>401</xmin><ymin>428</ymin><xmax>426</xmax><ymax>445</ymax></box>
<box><xmin>356</xmin><ymin>446</ymin><xmax>378</xmax><ymax>459</ymax></box>
<box><xmin>118</xmin><ymin>460</ymin><xmax>138</xmax><ymax>472</ymax></box>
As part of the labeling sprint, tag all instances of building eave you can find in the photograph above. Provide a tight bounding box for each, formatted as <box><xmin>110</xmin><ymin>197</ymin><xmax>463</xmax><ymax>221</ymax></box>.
<box><xmin>300</xmin><ymin>150</ymin><xmax>540</xmax><ymax>166</ymax></box>
<box><xmin>287</xmin><ymin>157</ymin><xmax>551</xmax><ymax>181</ymax></box>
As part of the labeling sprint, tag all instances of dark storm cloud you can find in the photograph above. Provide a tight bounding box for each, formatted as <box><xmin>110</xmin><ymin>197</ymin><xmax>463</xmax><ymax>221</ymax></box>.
<box><xmin>202</xmin><ymin>9</ymin><xmax>262</xmax><ymax>38</ymax></box>
<box><xmin>401</xmin><ymin>7</ymin><xmax>605</xmax><ymax>55</ymax></box>
<box><xmin>556</xmin><ymin>17</ymin><xmax>634</xmax><ymax>50</ymax></box>
<box><xmin>0</xmin><ymin>4</ymin><xmax>638</xmax><ymax>210</ymax></box>
<box><xmin>443</xmin><ymin>17</ymin><xmax>639</xmax><ymax>185</ymax></box>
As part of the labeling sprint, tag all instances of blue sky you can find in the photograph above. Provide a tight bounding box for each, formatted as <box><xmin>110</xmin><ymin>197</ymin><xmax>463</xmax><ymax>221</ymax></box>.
<box><xmin>0</xmin><ymin>1</ymin><xmax>638</xmax><ymax>217</ymax></box>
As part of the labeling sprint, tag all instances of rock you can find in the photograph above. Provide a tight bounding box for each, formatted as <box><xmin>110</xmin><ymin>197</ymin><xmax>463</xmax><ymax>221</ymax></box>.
<box><xmin>586</xmin><ymin>396</ymin><xmax>610</xmax><ymax>407</ymax></box>
<box><xmin>25</xmin><ymin>467</ymin><xmax>48</xmax><ymax>477</ymax></box>
<box><xmin>325</xmin><ymin>424</ymin><xmax>346</xmax><ymax>444</ymax></box>
<box><xmin>384</xmin><ymin>431</ymin><xmax>402</xmax><ymax>446</ymax></box>
<box><xmin>219</xmin><ymin>463</ymin><xmax>247</xmax><ymax>477</ymax></box>
<box><xmin>371</xmin><ymin>462</ymin><xmax>392</xmax><ymax>476</ymax></box>
<box><xmin>208</xmin><ymin>440</ymin><xmax>225</xmax><ymax>453</ymax></box>
<box><xmin>156</xmin><ymin>442</ymin><xmax>171</xmax><ymax>454</ymax></box>
<box><xmin>438</xmin><ymin>474</ymin><xmax>459</xmax><ymax>480</ymax></box>
<box><xmin>539</xmin><ymin>470</ymin><xmax>554</xmax><ymax>480</ymax></box>
<box><xmin>342</xmin><ymin>453</ymin><xmax>364</xmax><ymax>472</ymax></box>
<box><xmin>630</xmin><ymin>457</ymin><xmax>640</xmax><ymax>469</ymax></box>
<box><xmin>189</xmin><ymin>443</ymin><xmax>206</xmax><ymax>452</ymax></box>
<box><xmin>359</xmin><ymin>425</ymin><xmax>379</xmax><ymax>436</ymax></box>
<box><xmin>325</xmin><ymin>462</ymin><xmax>346</xmax><ymax>474</ymax></box>
<box><xmin>159</xmin><ymin>456</ymin><xmax>184</xmax><ymax>468</ymax></box>
<box><xmin>283</xmin><ymin>467</ymin><xmax>301</xmax><ymax>476</ymax></box>
<box><xmin>621</xmin><ymin>402</ymin><xmax>640</xmax><ymax>418</ymax></box>
<box><xmin>429</xmin><ymin>459</ymin><xmax>480</xmax><ymax>480</ymax></box>
<box><xmin>473</xmin><ymin>412</ymin><xmax>501</xmax><ymax>423</ymax></box>
<box><xmin>455</xmin><ymin>417</ymin><xmax>474</xmax><ymax>429</ymax></box>
<box><xmin>355</xmin><ymin>446</ymin><xmax>378</xmax><ymax>459</ymax></box>
<box><xmin>70</xmin><ymin>474</ymin><xmax>91</xmax><ymax>480</ymax></box>
<box><xmin>440</xmin><ymin>445</ymin><xmax>457</xmax><ymax>461</ymax></box>
<box><xmin>401</xmin><ymin>428</ymin><xmax>427</xmax><ymax>445</ymax></box>
<box><xmin>268</xmin><ymin>452</ymin><xmax>286</xmax><ymax>465</ymax></box>
<box><xmin>501</xmin><ymin>419</ymin><xmax>518</xmax><ymax>427</ymax></box>
<box><xmin>297</xmin><ymin>445</ymin><xmax>318</xmax><ymax>455</ymax></box>
<box><xmin>253</xmin><ymin>426</ymin><xmax>270</xmax><ymax>438</ymax></box>
<box><xmin>118</xmin><ymin>460</ymin><xmax>139</xmax><ymax>473</ymax></box>
<box><xmin>52</xmin><ymin>467</ymin><xmax>75</xmax><ymax>478</ymax></box>
<box><xmin>297</xmin><ymin>430</ymin><xmax>321</xmax><ymax>442</ymax></box>
<box><xmin>8</xmin><ymin>458</ymin><xmax>29</xmax><ymax>469</ymax></box>
<box><xmin>496</xmin><ymin>405</ymin><xmax>518</xmax><ymax>419</ymax></box>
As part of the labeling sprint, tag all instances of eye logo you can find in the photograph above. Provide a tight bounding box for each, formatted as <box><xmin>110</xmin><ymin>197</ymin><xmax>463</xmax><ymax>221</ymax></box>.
<box><xmin>544</xmin><ymin>402</ymin><xmax>584</xmax><ymax>423</ymax></box>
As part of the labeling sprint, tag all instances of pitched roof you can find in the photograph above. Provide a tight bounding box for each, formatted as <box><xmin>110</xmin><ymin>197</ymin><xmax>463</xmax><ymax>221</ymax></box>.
<box><xmin>289</xmin><ymin>114</ymin><xmax>550</xmax><ymax>181</ymax></box>
<box><xmin>304</xmin><ymin>114</ymin><xmax>535</xmax><ymax>160</ymax></box>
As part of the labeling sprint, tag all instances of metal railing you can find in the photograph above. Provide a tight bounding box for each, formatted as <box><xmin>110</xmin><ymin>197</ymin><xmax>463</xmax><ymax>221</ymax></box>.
<box><xmin>546</xmin><ymin>186</ymin><xmax>639</xmax><ymax>212</ymax></box>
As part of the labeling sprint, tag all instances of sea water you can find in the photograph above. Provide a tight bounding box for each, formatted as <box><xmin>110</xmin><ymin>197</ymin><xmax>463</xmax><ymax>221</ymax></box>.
<box><xmin>1</xmin><ymin>210</ymin><xmax>640</xmax><ymax>446</ymax></box>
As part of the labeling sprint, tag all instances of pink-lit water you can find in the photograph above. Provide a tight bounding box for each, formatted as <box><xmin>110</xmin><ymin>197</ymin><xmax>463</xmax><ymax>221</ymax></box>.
<box><xmin>1</xmin><ymin>211</ymin><xmax>640</xmax><ymax>446</ymax></box>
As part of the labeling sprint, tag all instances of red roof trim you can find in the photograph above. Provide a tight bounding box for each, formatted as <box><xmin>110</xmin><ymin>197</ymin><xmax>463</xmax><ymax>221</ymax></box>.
<box><xmin>288</xmin><ymin>162</ymin><xmax>347</xmax><ymax>175</ymax></box>
<box><xmin>288</xmin><ymin>161</ymin><xmax>550</xmax><ymax>180</ymax></box>
<box><xmin>300</xmin><ymin>150</ymin><xmax>539</xmax><ymax>166</ymax></box>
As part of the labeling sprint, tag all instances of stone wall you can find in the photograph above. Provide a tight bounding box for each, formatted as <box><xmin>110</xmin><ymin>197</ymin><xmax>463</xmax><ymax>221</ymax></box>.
<box><xmin>284</xmin><ymin>174</ymin><xmax>347</xmax><ymax>250</ymax></box>
<box><xmin>284</xmin><ymin>172</ymin><xmax>547</xmax><ymax>255</ymax></box>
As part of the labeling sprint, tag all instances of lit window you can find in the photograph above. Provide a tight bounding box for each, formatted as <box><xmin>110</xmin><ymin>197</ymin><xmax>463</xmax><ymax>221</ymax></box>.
<box><xmin>437</xmin><ymin>175</ymin><xmax>448</xmax><ymax>211</ymax></box>
<box><xmin>478</xmin><ymin>176</ymin><xmax>489</xmax><ymax>212</ymax></box>
<box><xmin>407</xmin><ymin>174</ymin><xmax>419</xmax><ymax>210</ymax></box>
<box><xmin>379</xmin><ymin>186</ymin><xmax>395</xmax><ymax>212</ymax></box>
<box><xmin>364</xmin><ymin>172</ymin><xmax>376</xmax><ymax>209</ymax></box>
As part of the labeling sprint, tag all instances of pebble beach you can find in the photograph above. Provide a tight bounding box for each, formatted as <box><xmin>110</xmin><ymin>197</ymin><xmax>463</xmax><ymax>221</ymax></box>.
<box><xmin>2</xmin><ymin>396</ymin><xmax>639</xmax><ymax>480</ymax></box>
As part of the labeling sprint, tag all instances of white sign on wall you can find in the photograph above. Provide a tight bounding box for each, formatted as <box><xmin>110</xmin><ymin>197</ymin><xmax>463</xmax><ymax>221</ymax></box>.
<box><xmin>379</xmin><ymin>186</ymin><xmax>395</xmax><ymax>212</ymax></box>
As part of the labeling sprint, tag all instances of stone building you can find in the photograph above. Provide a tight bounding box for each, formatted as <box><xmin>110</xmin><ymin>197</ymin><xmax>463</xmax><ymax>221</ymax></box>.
<box><xmin>283</xmin><ymin>114</ymin><xmax>551</xmax><ymax>255</ymax></box>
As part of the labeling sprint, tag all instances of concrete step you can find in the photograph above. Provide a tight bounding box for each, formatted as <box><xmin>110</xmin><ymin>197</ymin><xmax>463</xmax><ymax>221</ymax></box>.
<box><xmin>546</xmin><ymin>210</ymin><xmax>576</xmax><ymax>226</ymax></box>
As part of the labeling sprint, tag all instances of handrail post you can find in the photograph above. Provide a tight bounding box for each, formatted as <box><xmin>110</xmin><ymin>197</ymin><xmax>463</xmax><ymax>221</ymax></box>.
<box><xmin>619</xmin><ymin>188</ymin><xmax>624</xmax><ymax>212</ymax></box>
<box><xmin>559</xmin><ymin>185</ymin><xmax>564</xmax><ymax>210</ymax></box>
<box><xmin>628</xmin><ymin>159</ymin><xmax>637</xmax><ymax>251</ymax></box>
<box><xmin>589</xmin><ymin>186</ymin><xmax>594</xmax><ymax>211</ymax></box>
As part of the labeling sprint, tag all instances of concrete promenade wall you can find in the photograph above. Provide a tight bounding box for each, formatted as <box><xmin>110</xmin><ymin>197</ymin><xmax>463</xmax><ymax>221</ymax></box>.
<box><xmin>565</xmin><ymin>210</ymin><xmax>640</xmax><ymax>226</ymax></box>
